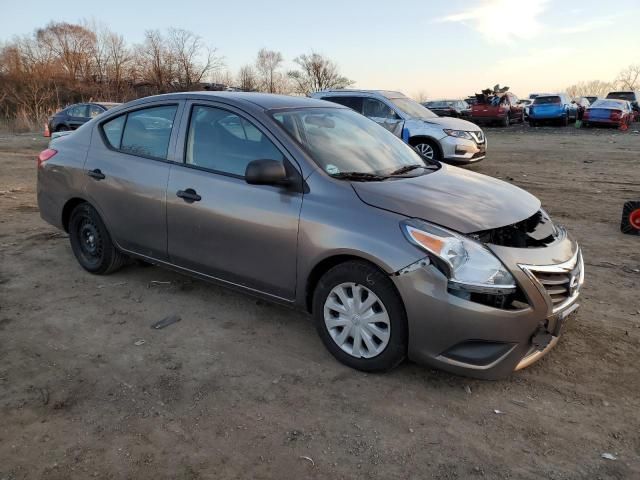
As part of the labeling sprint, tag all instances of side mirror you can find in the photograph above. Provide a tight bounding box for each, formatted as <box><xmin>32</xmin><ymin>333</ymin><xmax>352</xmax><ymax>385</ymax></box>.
<box><xmin>245</xmin><ymin>159</ymin><xmax>289</xmax><ymax>186</ymax></box>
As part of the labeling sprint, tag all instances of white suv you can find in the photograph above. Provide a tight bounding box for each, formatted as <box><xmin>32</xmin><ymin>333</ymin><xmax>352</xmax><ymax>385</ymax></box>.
<box><xmin>312</xmin><ymin>90</ymin><xmax>486</xmax><ymax>164</ymax></box>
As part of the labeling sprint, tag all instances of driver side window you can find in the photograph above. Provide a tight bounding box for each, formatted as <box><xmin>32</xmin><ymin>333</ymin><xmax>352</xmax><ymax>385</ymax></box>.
<box><xmin>185</xmin><ymin>105</ymin><xmax>284</xmax><ymax>177</ymax></box>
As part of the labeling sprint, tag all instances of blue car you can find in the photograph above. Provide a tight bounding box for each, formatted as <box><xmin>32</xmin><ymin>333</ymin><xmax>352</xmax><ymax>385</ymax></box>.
<box><xmin>528</xmin><ymin>94</ymin><xmax>578</xmax><ymax>126</ymax></box>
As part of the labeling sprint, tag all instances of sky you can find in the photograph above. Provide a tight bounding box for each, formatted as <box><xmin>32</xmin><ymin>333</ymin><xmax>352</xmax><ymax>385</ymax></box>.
<box><xmin>1</xmin><ymin>0</ymin><xmax>639</xmax><ymax>99</ymax></box>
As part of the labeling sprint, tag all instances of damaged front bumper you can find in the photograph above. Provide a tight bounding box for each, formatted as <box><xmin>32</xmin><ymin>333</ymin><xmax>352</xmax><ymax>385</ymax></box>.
<box><xmin>391</xmin><ymin>234</ymin><xmax>583</xmax><ymax>380</ymax></box>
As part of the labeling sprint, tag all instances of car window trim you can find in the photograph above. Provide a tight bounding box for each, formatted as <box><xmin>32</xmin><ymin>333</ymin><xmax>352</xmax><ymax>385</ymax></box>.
<box><xmin>177</xmin><ymin>101</ymin><xmax>302</xmax><ymax>181</ymax></box>
<box><xmin>97</xmin><ymin>102</ymin><xmax>182</xmax><ymax>164</ymax></box>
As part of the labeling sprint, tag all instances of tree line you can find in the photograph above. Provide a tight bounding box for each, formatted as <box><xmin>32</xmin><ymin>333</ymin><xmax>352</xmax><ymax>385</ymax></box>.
<box><xmin>564</xmin><ymin>64</ymin><xmax>640</xmax><ymax>99</ymax></box>
<box><xmin>0</xmin><ymin>21</ymin><xmax>353</xmax><ymax>129</ymax></box>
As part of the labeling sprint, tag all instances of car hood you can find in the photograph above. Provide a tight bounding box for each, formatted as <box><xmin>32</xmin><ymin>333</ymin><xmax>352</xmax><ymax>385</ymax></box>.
<box><xmin>351</xmin><ymin>164</ymin><xmax>541</xmax><ymax>233</ymax></box>
<box><xmin>417</xmin><ymin>116</ymin><xmax>480</xmax><ymax>130</ymax></box>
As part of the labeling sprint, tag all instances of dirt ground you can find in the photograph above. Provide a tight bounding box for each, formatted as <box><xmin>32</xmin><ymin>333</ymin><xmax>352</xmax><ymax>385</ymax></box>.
<box><xmin>1</xmin><ymin>124</ymin><xmax>639</xmax><ymax>480</ymax></box>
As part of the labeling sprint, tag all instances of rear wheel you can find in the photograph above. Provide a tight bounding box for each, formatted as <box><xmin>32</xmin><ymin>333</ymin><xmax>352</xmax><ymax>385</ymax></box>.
<box><xmin>502</xmin><ymin>115</ymin><xmax>510</xmax><ymax>127</ymax></box>
<box><xmin>312</xmin><ymin>261</ymin><xmax>408</xmax><ymax>372</ymax></box>
<box><xmin>529</xmin><ymin>119</ymin><xmax>536</xmax><ymax>127</ymax></box>
<box><xmin>561</xmin><ymin>115</ymin><xmax>569</xmax><ymax>127</ymax></box>
<box><xmin>69</xmin><ymin>203</ymin><xmax>126</xmax><ymax>274</ymax></box>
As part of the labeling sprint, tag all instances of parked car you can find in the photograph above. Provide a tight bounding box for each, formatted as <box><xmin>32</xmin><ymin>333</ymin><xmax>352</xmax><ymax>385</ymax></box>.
<box><xmin>605</xmin><ymin>91</ymin><xmax>639</xmax><ymax>118</ymax></box>
<box><xmin>583</xmin><ymin>99</ymin><xmax>634</xmax><ymax>128</ymax></box>
<box><xmin>45</xmin><ymin>102</ymin><xmax>121</xmax><ymax>136</ymax></box>
<box><xmin>518</xmin><ymin>99</ymin><xmax>533</xmax><ymax>118</ymax></box>
<box><xmin>37</xmin><ymin>92</ymin><xmax>583</xmax><ymax>379</ymax></box>
<box><xmin>528</xmin><ymin>94</ymin><xmax>578</xmax><ymax>126</ymax></box>
<box><xmin>470</xmin><ymin>92</ymin><xmax>525</xmax><ymax>127</ymax></box>
<box><xmin>313</xmin><ymin>90</ymin><xmax>486</xmax><ymax>164</ymax></box>
<box><xmin>421</xmin><ymin>99</ymin><xmax>471</xmax><ymax>118</ymax></box>
<box><xmin>584</xmin><ymin>96</ymin><xmax>598</xmax><ymax>105</ymax></box>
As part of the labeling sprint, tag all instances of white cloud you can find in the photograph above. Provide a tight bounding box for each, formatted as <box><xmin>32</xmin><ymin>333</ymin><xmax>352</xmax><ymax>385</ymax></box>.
<box><xmin>438</xmin><ymin>0</ymin><xmax>550</xmax><ymax>43</ymax></box>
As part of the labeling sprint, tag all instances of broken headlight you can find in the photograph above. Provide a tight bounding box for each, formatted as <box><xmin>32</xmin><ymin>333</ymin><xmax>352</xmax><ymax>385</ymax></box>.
<box><xmin>401</xmin><ymin>219</ymin><xmax>517</xmax><ymax>294</ymax></box>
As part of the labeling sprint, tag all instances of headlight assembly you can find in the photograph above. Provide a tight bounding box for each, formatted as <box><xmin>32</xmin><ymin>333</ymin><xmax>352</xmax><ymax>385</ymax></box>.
<box><xmin>401</xmin><ymin>219</ymin><xmax>517</xmax><ymax>294</ymax></box>
<box><xmin>443</xmin><ymin>129</ymin><xmax>473</xmax><ymax>140</ymax></box>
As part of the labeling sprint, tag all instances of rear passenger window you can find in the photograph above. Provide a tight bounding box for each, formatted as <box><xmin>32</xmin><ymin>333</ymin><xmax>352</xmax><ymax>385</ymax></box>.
<box><xmin>363</xmin><ymin>98</ymin><xmax>397</xmax><ymax>120</ymax></box>
<box><xmin>102</xmin><ymin>115</ymin><xmax>126</xmax><ymax>149</ymax></box>
<box><xmin>185</xmin><ymin>105</ymin><xmax>283</xmax><ymax>177</ymax></box>
<box><xmin>322</xmin><ymin>96</ymin><xmax>363</xmax><ymax>113</ymax></box>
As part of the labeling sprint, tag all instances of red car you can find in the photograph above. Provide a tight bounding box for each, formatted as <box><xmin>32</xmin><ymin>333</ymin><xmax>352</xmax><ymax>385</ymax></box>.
<box><xmin>470</xmin><ymin>92</ymin><xmax>525</xmax><ymax>127</ymax></box>
<box><xmin>583</xmin><ymin>99</ymin><xmax>634</xmax><ymax>128</ymax></box>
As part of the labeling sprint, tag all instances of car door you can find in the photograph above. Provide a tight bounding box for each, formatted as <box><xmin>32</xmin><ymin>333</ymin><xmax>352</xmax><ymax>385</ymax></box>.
<box><xmin>166</xmin><ymin>101</ymin><xmax>303</xmax><ymax>300</ymax></box>
<box><xmin>362</xmin><ymin>97</ymin><xmax>405</xmax><ymax>137</ymax></box>
<box><xmin>84</xmin><ymin>102</ymin><xmax>184</xmax><ymax>260</ymax></box>
<box><xmin>66</xmin><ymin>104</ymin><xmax>90</xmax><ymax>129</ymax></box>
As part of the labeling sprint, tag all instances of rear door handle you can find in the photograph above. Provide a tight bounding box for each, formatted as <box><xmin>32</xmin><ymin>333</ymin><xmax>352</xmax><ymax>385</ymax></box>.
<box><xmin>87</xmin><ymin>168</ymin><xmax>105</xmax><ymax>180</ymax></box>
<box><xmin>176</xmin><ymin>188</ymin><xmax>201</xmax><ymax>203</ymax></box>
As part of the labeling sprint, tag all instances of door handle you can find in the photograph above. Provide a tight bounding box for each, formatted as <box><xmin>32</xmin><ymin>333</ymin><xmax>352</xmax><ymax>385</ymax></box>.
<box><xmin>87</xmin><ymin>168</ymin><xmax>105</xmax><ymax>180</ymax></box>
<box><xmin>176</xmin><ymin>188</ymin><xmax>201</xmax><ymax>203</ymax></box>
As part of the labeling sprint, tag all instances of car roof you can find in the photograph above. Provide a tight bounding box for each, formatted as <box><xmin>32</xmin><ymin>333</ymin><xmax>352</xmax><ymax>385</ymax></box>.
<box><xmin>122</xmin><ymin>91</ymin><xmax>334</xmax><ymax>111</ymax></box>
<box><xmin>93</xmin><ymin>102</ymin><xmax>122</xmax><ymax>108</ymax></box>
<box><xmin>314</xmin><ymin>89</ymin><xmax>407</xmax><ymax>99</ymax></box>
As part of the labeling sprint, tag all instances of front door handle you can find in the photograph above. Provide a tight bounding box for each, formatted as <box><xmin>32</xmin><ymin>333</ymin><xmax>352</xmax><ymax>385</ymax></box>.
<box><xmin>87</xmin><ymin>168</ymin><xmax>105</xmax><ymax>180</ymax></box>
<box><xmin>176</xmin><ymin>188</ymin><xmax>201</xmax><ymax>203</ymax></box>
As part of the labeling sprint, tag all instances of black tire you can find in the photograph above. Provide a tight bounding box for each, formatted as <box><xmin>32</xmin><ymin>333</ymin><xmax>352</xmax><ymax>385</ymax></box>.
<box><xmin>411</xmin><ymin>139</ymin><xmax>442</xmax><ymax>162</ymax></box>
<box><xmin>312</xmin><ymin>260</ymin><xmax>408</xmax><ymax>372</ymax></box>
<box><xmin>56</xmin><ymin>125</ymin><xmax>69</xmax><ymax>132</ymax></box>
<box><xmin>502</xmin><ymin>115</ymin><xmax>510</xmax><ymax>127</ymax></box>
<box><xmin>561</xmin><ymin>115</ymin><xmax>569</xmax><ymax>127</ymax></box>
<box><xmin>68</xmin><ymin>203</ymin><xmax>126</xmax><ymax>274</ymax></box>
<box><xmin>529</xmin><ymin>119</ymin><xmax>536</xmax><ymax>127</ymax></box>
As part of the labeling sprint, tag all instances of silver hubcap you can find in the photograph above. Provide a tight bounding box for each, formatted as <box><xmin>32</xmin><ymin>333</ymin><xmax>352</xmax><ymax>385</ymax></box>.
<box><xmin>415</xmin><ymin>143</ymin><xmax>434</xmax><ymax>160</ymax></box>
<box><xmin>323</xmin><ymin>282</ymin><xmax>390</xmax><ymax>359</ymax></box>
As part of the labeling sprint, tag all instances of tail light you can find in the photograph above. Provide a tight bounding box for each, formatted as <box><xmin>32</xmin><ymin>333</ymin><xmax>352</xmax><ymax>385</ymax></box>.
<box><xmin>583</xmin><ymin>110</ymin><xmax>590</xmax><ymax>119</ymax></box>
<box><xmin>498</xmin><ymin>107</ymin><xmax>507</xmax><ymax>113</ymax></box>
<box><xmin>37</xmin><ymin>148</ymin><xmax>57</xmax><ymax>168</ymax></box>
<box><xmin>610</xmin><ymin>110</ymin><xmax>621</xmax><ymax>121</ymax></box>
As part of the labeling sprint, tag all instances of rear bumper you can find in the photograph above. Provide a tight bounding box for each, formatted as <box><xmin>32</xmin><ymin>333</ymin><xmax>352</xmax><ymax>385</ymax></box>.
<box><xmin>392</xmin><ymin>235</ymin><xmax>583</xmax><ymax>379</ymax></box>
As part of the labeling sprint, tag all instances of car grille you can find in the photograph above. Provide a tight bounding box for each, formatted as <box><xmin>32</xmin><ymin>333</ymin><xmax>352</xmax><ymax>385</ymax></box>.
<box><xmin>519</xmin><ymin>249</ymin><xmax>584</xmax><ymax>313</ymax></box>
<box><xmin>469</xmin><ymin>131</ymin><xmax>485</xmax><ymax>144</ymax></box>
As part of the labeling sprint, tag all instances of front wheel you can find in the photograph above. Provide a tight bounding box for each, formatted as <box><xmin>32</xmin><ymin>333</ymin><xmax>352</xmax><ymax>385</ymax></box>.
<box><xmin>312</xmin><ymin>261</ymin><xmax>408</xmax><ymax>372</ymax></box>
<box><xmin>412</xmin><ymin>140</ymin><xmax>441</xmax><ymax>161</ymax></box>
<box><xmin>69</xmin><ymin>203</ymin><xmax>127</xmax><ymax>274</ymax></box>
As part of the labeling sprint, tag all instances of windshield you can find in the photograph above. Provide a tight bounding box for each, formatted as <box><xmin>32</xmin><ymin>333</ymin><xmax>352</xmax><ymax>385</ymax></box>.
<box><xmin>591</xmin><ymin>99</ymin><xmax>626</xmax><ymax>109</ymax></box>
<box><xmin>388</xmin><ymin>97</ymin><xmax>438</xmax><ymax>119</ymax></box>
<box><xmin>606</xmin><ymin>92</ymin><xmax>635</xmax><ymax>101</ymax></box>
<box><xmin>271</xmin><ymin>108</ymin><xmax>433</xmax><ymax>177</ymax></box>
<box><xmin>533</xmin><ymin>96</ymin><xmax>561</xmax><ymax>105</ymax></box>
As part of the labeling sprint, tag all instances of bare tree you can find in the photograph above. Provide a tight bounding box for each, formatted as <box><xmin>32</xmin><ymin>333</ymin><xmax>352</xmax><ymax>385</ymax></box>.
<box><xmin>412</xmin><ymin>90</ymin><xmax>429</xmax><ymax>103</ymax></box>
<box><xmin>615</xmin><ymin>64</ymin><xmax>640</xmax><ymax>91</ymax></box>
<box><xmin>237</xmin><ymin>64</ymin><xmax>258</xmax><ymax>91</ymax></box>
<box><xmin>255</xmin><ymin>48</ymin><xmax>284</xmax><ymax>93</ymax></box>
<box><xmin>36</xmin><ymin>22</ymin><xmax>96</xmax><ymax>80</ymax></box>
<box><xmin>287</xmin><ymin>52</ymin><xmax>353</xmax><ymax>95</ymax></box>
<box><xmin>167</xmin><ymin>28</ymin><xmax>222</xmax><ymax>89</ymax></box>
<box><xmin>565</xmin><ymin>80</ymin><xmax>614</xmax><ymax>99</ymax></box>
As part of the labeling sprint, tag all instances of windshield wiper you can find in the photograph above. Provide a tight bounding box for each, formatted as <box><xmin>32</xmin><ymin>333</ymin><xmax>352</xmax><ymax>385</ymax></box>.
<box><xmin>389</xmin><ymin>164</ymin><xmax>437</xmax><ymax>176</ymax></box>
<box><xmin>330</xmin><ymin>171</ymin><xmax>390</xmax><ymax>181</ymax></box>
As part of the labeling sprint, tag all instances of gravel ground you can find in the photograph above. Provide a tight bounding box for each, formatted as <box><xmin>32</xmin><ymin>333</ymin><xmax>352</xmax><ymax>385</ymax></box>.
<box><xmin>1</xmin><ymin>124</ymin><xmax>639</xmax><ymax>479</ymax></box>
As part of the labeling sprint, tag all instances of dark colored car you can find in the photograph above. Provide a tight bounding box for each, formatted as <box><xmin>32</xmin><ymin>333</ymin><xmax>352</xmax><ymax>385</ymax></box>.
<box><xmin>37</xmin><ymin>92</ymin><xmax>583</xmax><ymax>379</ymax></box>
<box><xmin>470</xmin><ymin>92</ymin><xmax>525</xmax><ymax>126</ymax></box>
<box><xmin>45</xmin><ymin>102</ymin><xmax>121</xmax><ymax>136</ymax></box>
<box><xmin>583</xmin><ymin>99</ymin><xmax>634</xmax><ymax>128</ymax></box>
<box><xmin>422</xmin><ymin>100</ymin><xmax>471</xmax><ymax>118</ymax></box>
<box><xmin>605</xmin><ymin>91</ymin><xmax>639</xmax><ymax>119</ymax></box>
